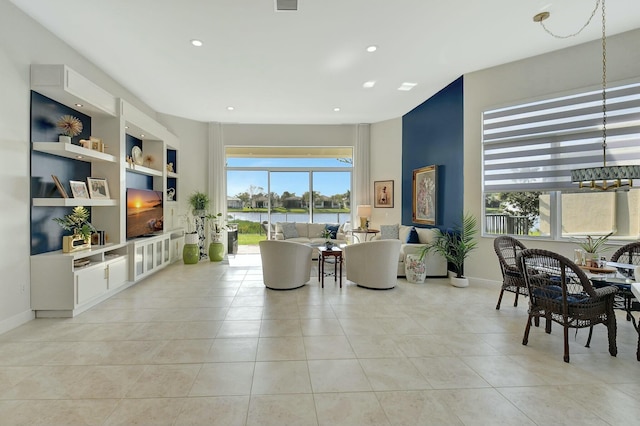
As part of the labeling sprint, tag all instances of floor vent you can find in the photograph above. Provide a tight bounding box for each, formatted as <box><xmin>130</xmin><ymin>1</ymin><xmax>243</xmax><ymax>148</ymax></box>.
<box><xmin>275</xmin><ymin>0</ymin><xmax>298</xmax><ymax>11</ymax></box>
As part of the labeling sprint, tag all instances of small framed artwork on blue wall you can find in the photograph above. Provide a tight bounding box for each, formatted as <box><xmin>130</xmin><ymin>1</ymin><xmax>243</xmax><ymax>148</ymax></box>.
<box><xmin>413</xmin><ymin>165</ymin><xmax>437</xmax><ymax>225</ymax></box>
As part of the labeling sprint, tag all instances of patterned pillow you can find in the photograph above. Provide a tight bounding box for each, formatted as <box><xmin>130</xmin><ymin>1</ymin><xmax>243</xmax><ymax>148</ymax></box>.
<box><xmin>325</xmin><ymin>224</ymin><xmax>339</xmax><ymax>239</ymax></box>
<box><xmin>380</xmin><ymin>224</ymin><xmax>399</xmax><ymax>240</ymax></box>
<box><xmin>278</xmin><ymin>222</ymin><xmax>299</xmax><ymax>239</ymax></box>
<box><xmin>406</xmin><ymin>227</ymin><xmax>420</xmax><ymax>244</ymax></box>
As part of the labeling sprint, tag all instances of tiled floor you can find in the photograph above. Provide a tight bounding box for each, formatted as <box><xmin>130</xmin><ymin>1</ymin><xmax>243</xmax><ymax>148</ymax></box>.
<box><xmin>1</xmin><ymin>254</ymin><xmax>639</xmax><ymax>425</ymax></box>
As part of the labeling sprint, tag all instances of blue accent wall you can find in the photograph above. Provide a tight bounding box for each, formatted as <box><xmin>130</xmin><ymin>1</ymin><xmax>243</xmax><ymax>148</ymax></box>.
<box><xmin>402</xmin><ymin>76</ymin><xmax>464</xmax><ymax>230</ymax></box>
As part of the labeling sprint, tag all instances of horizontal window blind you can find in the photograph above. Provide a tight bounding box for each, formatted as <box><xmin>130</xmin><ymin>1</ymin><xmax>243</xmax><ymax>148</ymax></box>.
<box><xmin>483</xmin><ymin>81</ymin><xmax>640</xmax><ymax>192</ymax></box>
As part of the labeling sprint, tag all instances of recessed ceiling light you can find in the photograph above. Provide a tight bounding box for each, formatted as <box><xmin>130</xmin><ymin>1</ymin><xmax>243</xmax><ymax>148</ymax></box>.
<box><xmin>75</xmin><ymin>103</ymin><xmax>83</xmax><ymax>107</ymax></box>
<box><xmin>191</xmin><ymin>39</ymin><xmax>203</xmax><ymax>47</ymax></box>
<box><xmin>140</xmin><ymin>134</ymin><xmax>145</xmax><ymax>138</ymax></box>
<box><xmin>227</xmin><ymin>106</ymin><xmax>235</xmax><ymax>111</ymax></box>
<box><xmin>366</xmin><ymin>45</ymin><xmax>377</xmax><ymax>53</ymax></box>
<box><xmin>333</xmin><ymin>107</ymin><xmax>341</xmax><ymax>112</ymax></box>
<box><xmin>363</xmin><ymin>81</ymin><xmax>376</xmax><ymax>88</ymax></box>
<box><xmin>398</xmin><ymin>82</ymin><xmax>417</xmax><ymax>91</ymax></box>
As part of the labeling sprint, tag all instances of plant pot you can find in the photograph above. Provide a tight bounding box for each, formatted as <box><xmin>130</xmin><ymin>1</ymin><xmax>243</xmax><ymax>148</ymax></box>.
<box><xmin>209</xmin><ymin>241</ymin><xmax>224</xmax><ymax>262</ymax></box>
<box><xmin>450</xmin><ymin>276</ymin><xmax>469</xmax><ymax>288</ymax></box>
<box><xmin>324</xmin><ymin>241</ymin><xmax>334</xmax><ymax>249</ymax></box>
<box><xmin>405</xmin><ymin>254</ymin><xmax>426</xmax><ymax>283</ymax></box>
<box><xmin>183</xmin><ymin>243</ymin><xmax>199</xmax><ymax>264</ymax></box>
<box><xmin>62</xmin><ymin>235</ymin><xmax>90</xmax><ymax>253</ymax></box>
<box><xmin>211</xmin><ymin>232</ymin><xmax>223</xmax><ymax>243</ymax></box>
<box><xmin>185</xmin><ymin>233</ymin><xmax>199</xmax><ymax>245</ymax></box>
<box><xmin>58</xmin><ymin>135</ymin><xmax>72</xmax><ymax>144</ymax></box>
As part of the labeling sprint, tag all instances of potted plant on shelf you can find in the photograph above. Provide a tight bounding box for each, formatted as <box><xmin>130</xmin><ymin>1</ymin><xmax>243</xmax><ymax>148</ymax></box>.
<box><xmin>188</xmin><ymin>191</ymin><xmax>210</xmax><ymax>216</ymax></box>
<box><xmin>420</xmin><ymin>212</ymin><xmax>478</xmax><ymax>288</ymax></box>
<box><xmin>573</xmin><ymin>232</ymin><xmax>613</xmax><ymax>268</ymax></box>
<box><xmin>53</xmin><ymin>206</ymin><xmax>96</xmax><ymax>253</ymax></box>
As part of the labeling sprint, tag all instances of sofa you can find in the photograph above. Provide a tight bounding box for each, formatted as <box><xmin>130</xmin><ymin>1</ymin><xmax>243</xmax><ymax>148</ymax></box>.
<box><xmin>273</xmin><ymin>222</ymin><xmax>347</xmax><ymax>259</ymax></box>
<box><xmin>372</xmin><ymin>224</ymin><xmax>448</xmax><ymax>278</ymax></box>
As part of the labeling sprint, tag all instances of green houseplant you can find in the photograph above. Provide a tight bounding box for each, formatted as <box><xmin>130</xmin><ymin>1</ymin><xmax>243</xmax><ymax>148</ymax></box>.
<box><xmin>420</xmin><ymin>212</ymin><xmax>478</xmax><ymax>287</ymax></box>
<box><xmin>573</xmin><ymin>232</ymin><xmax>613</xmax><ymax>267</ymax></box>
<box><xmin>188</xmin><ymin>191</ymin><xmax>210</xmax><ymax>216</ymax></box>
<box><xmin>53</xmin><ymin>206</ymin><xmax>96</xmax><ymax>252</ymax></box>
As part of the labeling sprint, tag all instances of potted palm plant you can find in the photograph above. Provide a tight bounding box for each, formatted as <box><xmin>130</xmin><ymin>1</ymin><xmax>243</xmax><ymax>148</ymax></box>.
<box><xmin>420</xmin><ymin>212</ymin><xmax>478</xmax><ymax>288</ymax></box>
<box><xmin>53</xmin><ymin>206</ymin><xmax>96</xmax><ymax>252</ymax></box>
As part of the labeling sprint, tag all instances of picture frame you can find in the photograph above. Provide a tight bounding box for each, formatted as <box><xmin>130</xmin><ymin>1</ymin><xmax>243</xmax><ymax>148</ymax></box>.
<box><xmin>412</xmin><ymin>165</ymin><xmax>437</xmax><ymax>225</ymax></box>
<box><xmin>51</xmin><ymin>175</ymin><xmax>69</xmax><ymax>198</ymax></box>
<box><xmin>87</xmin><ymin>177</ymin><xmax>110</xmax><ymax>199</ymax></box>
<box><xmin>373</xmin><ymin>180</ymin><xmax>394</xmax><ymax>208</ymax></box>
<box><xmin>69</xmin><ymin>180</ymin><xmax>90</xmax><ymax>199</ymax></box>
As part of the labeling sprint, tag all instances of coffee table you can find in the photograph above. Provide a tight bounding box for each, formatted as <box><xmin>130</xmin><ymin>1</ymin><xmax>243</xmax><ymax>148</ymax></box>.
<box><xmin>317</xmin><ymin>246</ymin><xmax>343</xmax><ymax>288</ymax></box>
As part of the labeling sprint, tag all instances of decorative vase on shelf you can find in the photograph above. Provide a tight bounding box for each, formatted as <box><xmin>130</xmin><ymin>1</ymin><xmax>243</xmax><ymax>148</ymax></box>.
<box><xmin>58</xmin><ymin>135</ymin><xmax>72</xmax><ymax>144</ymax></box>
<box><xmin>405</xmin><ymin>254</ymin><xmax>426</xmax><ymax>283</ymax></box>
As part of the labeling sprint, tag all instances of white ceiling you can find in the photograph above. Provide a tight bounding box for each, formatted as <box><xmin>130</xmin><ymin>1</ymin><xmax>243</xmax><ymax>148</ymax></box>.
<box><xmin>10</xmin><ymin>0</ymin><xmax>640</xmax><ymax>125</ymax></box>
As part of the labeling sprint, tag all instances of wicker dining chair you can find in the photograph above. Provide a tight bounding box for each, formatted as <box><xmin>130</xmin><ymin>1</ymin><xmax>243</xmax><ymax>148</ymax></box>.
<box><xmin>494</xmin><ymin>236</ymin><xmax>529</xmax><ymax>310</ymax></box>
<box><xmin>517</xmin><ymin>248</ymin><xmax>618</xmax><ymax>363</ymax></box>
<box><xmin>609</xmin><ymin>241</ymin><xmax>640</xmax><ymax>317</ymax></box>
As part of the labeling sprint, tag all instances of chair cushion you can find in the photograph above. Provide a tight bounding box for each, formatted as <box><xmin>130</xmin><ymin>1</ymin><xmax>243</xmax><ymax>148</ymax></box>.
<box><xmin>278</xmin><ymin>222</ymin><xmax>299</xmax><ymax>239</ymax></box>
<box><xmin>325</xmin><ymin>224</ymin><xmax>339</xmax><ymax>239</ymax></box>
<box><xmin>406</xmin><ymin>227</ymin><xmax>420</xmax><ymax>244</ymax></box>
<box><xmin>380</xmin><ymin>224</ymin><xmax>399</xmax><ymax>240</ymax></box>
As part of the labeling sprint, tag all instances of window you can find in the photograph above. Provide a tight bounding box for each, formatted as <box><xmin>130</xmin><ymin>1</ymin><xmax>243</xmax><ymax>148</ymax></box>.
<box><xmin>482</xmin><ymin>80</ymin><xmax>640</xmax><ymax>239</ymax></box>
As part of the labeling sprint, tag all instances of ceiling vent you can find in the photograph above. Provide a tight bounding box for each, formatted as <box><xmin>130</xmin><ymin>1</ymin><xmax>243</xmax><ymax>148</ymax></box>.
<box><xmin>275</xmin><ymin>0</ymin><xmax>298</xmax><ymax>11</ymax></box>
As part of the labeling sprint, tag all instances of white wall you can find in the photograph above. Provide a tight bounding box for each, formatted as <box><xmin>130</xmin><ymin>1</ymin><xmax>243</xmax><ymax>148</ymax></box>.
<box><xmin>369</xmin><ymin>118</ymin><xmax>402</xmax><ymax>228</ymax></box>
<box><xmin>463</xmin><ymin>28</ymin><xmax>640</xmax><ymax>284</ymax></box>
<box><xmin>0</xmin><ymin>0</ymin><xmax>208</xmax><ymax>332</ymax></box>
<box><xmin>221</xmin><ymin>123</ymin><xmax>357</xmax><ymax>147</ymax></box>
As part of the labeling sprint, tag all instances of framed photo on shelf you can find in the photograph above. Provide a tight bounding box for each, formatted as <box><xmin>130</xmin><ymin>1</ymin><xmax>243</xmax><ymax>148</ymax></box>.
<box><xmin>69</xmin><ymin>180</ymin><xmax>90</xmax><ymax>199</ymax></box>
<box><xmin>373</xmin><ymin>180</ymin><xmax>394</xmax><ymax>208</ymax></box>
<box><xmin>412</xmin><ymin>165</ymin><xmax>437</xmax><ymax>225</ymax></box>
<box><xmin>51</xmin><ymin>175</ymin><xmax>69</xmax><ymax>198</ymax></box>
<box><xmin>87</xmin><ymin>177</ymin><xmax>110</xmax><ymax>199</ymax></box>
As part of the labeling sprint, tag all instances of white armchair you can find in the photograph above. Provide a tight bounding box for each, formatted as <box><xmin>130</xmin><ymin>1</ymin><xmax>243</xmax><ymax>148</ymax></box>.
<box><xmin>259</xmin><ymin>240</ymin><xmax>313</xmax><ymax>290</ymax></box>
<box><xmin>344</xmin><ymin>240</ymin><xmax>401</xmax><ymax>289</ymax></box>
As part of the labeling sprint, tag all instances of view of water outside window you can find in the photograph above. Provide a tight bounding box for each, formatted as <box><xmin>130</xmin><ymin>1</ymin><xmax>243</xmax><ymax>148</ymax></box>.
<box><xmin>226</xmin><ymin>155</ymin><xmax>352</xmax><ymax>249</ymax></box>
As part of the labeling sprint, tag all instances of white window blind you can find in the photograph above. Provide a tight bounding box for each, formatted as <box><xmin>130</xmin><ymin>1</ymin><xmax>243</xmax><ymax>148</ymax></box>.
<box><xmin>483</xmin><ymin>81</ymin><xmax>640</xmax><ymax>192</ymax></box>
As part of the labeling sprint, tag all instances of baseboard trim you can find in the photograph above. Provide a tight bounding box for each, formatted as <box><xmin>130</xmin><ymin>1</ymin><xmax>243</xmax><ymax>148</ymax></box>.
<box><xmin>0</xmin><ymin>309</ymin><xmax>35</xmax><ymax>335</ymax></box>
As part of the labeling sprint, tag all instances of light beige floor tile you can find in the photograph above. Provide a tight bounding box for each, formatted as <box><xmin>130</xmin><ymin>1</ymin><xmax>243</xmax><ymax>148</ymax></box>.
<box><xmin>225</xmin><ymin>306</ymin><xmax>264</xmax><ymax>320</ymax></box>
<box><xmin>247</xmin><ymin>394</ymin><xmax>318</xmax><ymax>426</ymax></box>
<box><xmin>376</xmin><ymin>390</ymin><xmax>464</xmax><ymax>426</ymax></box>
<box><xmin>260</xmin><ymin>319</ymin><xmax>302</xmax><ymax>337</ymax></box>
<box><xmin>126</xmin><ymin>364</ymin><xmax>201</xmax><ymax>397</ymax></box>
<box><xmin>359</xmin><ymin>358</ymin><xmax>431</xmax><ymax>391</ymax></box>
<box><xmin>257</xmin><ymin>336</ymin><xmax>306</xmax><ymax>361</ymax></box>
<box><xmin>251</xmin><ymin>361</ymin><xmax>312</xmax><ymax>395</ymax></box>
<box><xmin>560</xmin><ymin>383</ymin><xmax>640</xmax><ymax>425</ymax></box>
<box><xmin>104</xmin><ymin>397</ymin><xmax>186</xmax><ymax>426</ymax></box>
<box><xmin>301</xmin><ymin>318</ymin><xmax>344</xmax><ymax>336</ymax></box>
<box><xmin>394</xmin><ymin>335</ymin><xmax>455</xmax><ymax>357</ymax></box>
<box><xmin>304</xmin><ymin>335</ymin><xmax>356</xmax><ymax>360</ymax></box>
<box><xmin>308</xmin><ymin>359</ymin><xmax>371</xmax><ymax>393</ymax></box>
<box><xmin>432</xmin><ymin>388</ymin><xmax>536</xmax><ymax>425</ymax></box>
<box><xmin>0</xmin><ymin>399</ymin><xmax>119</xmax><ymax>426</ymax></box>
<box><xmin>348</xmin><ymin>335</ymin><xmax>404</xmax><ymax>358</ymax></box>
<box><xmin>190</xmin><ymin>362</ymin><xmax>255</xmax><ymax>396</ymax></box>
<box><xmin>70</xmin><ymin>365</ymin><xmax>146</xmax><ymax>399</ymax></box>
<box><xmin>206</xmin><ymin>337</ymin><xmax>258</xmax><ymax>362</ymax></box>
<box><xmin>152</xmin><ymin>339</ymin><xmax>214</xmax><ymax>364</ymax></box>
<box><xmin>314</xmin><ymin>392</ymin><xmax>390</xmax><ymax>426</ymax></box>
<box><xmin>410</xmin><ymin>357</ymin><xmax>491</xmax><ymax>389</ymax></box>
<box><xmin>497</xmin><ymin>386</ymin><xmax>610</xmax><ymax>425</ymax></box>
<box><xmin>216</xmin><ymin>320</ymin><xmax>262</xmax><ymax>338</ymax></box>
<box><xmin>174</xmin><ymin>396</ymin><xmax>250</xmax><ymax>426</ymax></box>
<box><xmin>461</xmin><ymin>355</ymin><xmax>548</xmax><ymax>387</ymax></box>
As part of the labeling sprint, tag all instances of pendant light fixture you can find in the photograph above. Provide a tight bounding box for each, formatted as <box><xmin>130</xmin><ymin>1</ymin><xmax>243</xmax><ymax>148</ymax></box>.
<box><xmin>534</xmin><ymin>0</ymin><xmax>640</xmax><ymax>190</ymax></box>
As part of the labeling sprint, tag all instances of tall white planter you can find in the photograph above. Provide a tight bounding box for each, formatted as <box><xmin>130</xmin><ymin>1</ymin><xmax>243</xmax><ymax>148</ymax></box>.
<box><xmin>405</xmin><ymin>254</ymin><xmax>426</xmax><ymax>283</ymax></box>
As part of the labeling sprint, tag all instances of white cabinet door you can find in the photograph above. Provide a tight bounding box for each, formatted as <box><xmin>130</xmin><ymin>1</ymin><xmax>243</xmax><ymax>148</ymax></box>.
<box><xmin>107</xmin><ymin>257</ymin><xmax>128</xmax><ymax>290</ymax></box>
<box><xmin>76</xmin><ymin>266</ymin><xmax>107</xmax><ymax>305</ymax></box>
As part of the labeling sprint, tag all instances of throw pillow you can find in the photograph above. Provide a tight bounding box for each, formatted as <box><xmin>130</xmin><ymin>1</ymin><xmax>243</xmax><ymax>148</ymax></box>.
<box><xmin>325</xmin><ymin>224</ymin><xmax>339</xmax><ymax>239</ymax></box>
<box><xmin>278</xmin><ymin>222</ymin><xmax>299</xmax><ymax>239</ymax></box>
<box><xmin>406</xmin><ymin>227</ymin><xmax>420</xmax><ymax>244</ymax></box>
<box><xmin>380</xmin><ymin>224</ymin><xmax>399</xmax><ymax>240</ymax></box>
